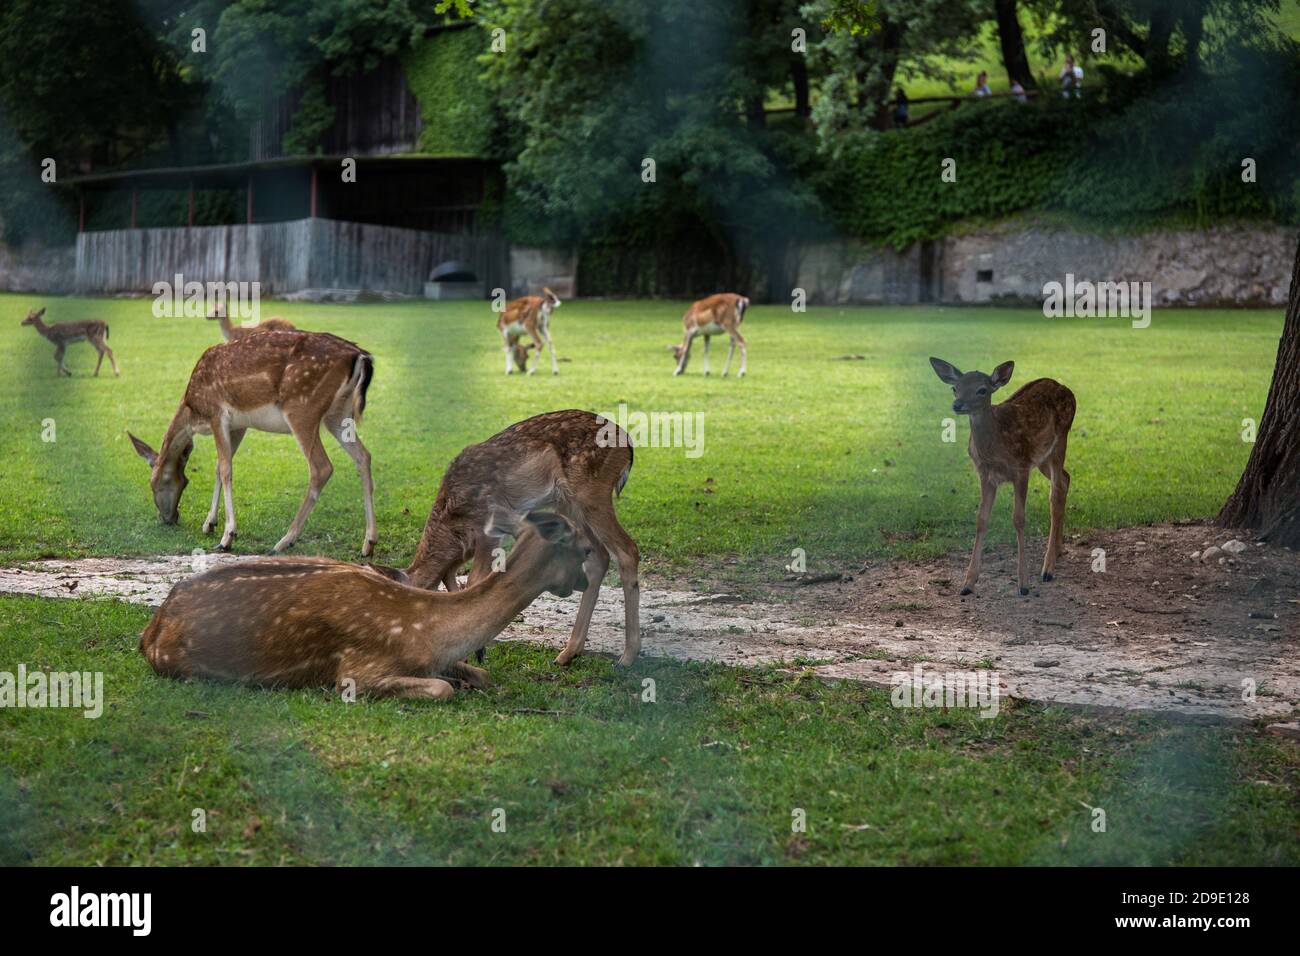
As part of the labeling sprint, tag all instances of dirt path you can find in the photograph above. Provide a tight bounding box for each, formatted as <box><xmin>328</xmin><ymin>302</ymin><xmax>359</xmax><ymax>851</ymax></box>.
<box><xmin>1</xmin><ymin>523</ymin><xmax>1296</xmax><ymax>725</ymax></box>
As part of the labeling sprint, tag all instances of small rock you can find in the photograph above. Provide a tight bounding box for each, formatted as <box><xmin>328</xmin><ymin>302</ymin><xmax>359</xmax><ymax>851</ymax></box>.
<box><xmin>1190</xmin><ymin>551</ymin><xmax>1201</xmax><ymax>560</ymax></box>
<box><xmin>652</xmin><ymin>613</ymin><xmax>666</xmax><ymax>623</ymax></box>
<box><xmin>1222</xmin><ymin>539</ymin><xmax>1248</xmax><ymax>554</ymax></box>
<box><xmin>1033</xmin><ymin>659</ymin><xmax>1060</xmax><ymax>668</ymax></box>
<box><xmin>1201</xmin><ymin>546</ymin><xmax>1222</xmax><ymax>561</ymax></box>
<box><xmin>1265</xmin><ymin>722</ymin><xmax>1300</xmax><ymax>741</ymax></box>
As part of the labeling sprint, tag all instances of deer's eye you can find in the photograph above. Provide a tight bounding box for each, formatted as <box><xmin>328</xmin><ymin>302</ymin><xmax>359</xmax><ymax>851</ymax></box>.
<box><xmin>977</xmin><ymin>387</ymin><xmax>987</xmax><ymax>396</ymax></box>
<box><xmin>951</xmin><ymin>386</ymin><xmax>956</xmax><ymax>393</ymax></box>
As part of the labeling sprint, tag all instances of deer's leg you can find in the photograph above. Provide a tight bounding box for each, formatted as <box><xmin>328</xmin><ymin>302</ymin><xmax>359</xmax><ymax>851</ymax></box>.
<box><xmin>204</xmin><ymin>428</ymin><xmax>245</xmax><ymax>534</ymax></box>
<box><xmin>721</xmin><ymin>336</ymin><xmax>737</xmax><ymax>376</ymax></box>
<box><xmin>502</xmin><ymin>331</ymin><xmax>514</xmax><ymax>375</ymax></box>
<box><xmin>53</xmin><ymin>342</ymin><xmax>69</xmax><ymax>376</ymax></box>
<box><xmin>542</xmin><ymin>320</ymin><xmax>559</xmax><ymax>375</ymax></box>
<box><xmin>733</xmin><ymin>330</ymin><xmax>748</xmax><ymax>377</ymax></box>
<box><xmin>442</xmin><ymin>660</ymin><xmax>491</xmax><ymax>689</ymax></box>
<box><xmin>326</xmin><ymin>415</ymin><xmax>376</xmax><ymax>557</ymax></box>
<box><xmin>580</xmin><ymin>496</ymin><xmax>641</xmax><ymax>666</ymax></box>
<box><xmin>93</xmin><ymin>344</ymin><xmax>105</xmax><ymax>377</ymax></box>
<box><xmin>272</xmin><ymin>417</ymin><xmax>333</xmax><ymax>553</ymax></box>
<box><xmin>1012</xmin><ymin>472</ymin><xmax>1030</xmax><ymax>595</ymax></box>
<box><xmin>673</xmin><ymin>331</ymin><xmax>696</xmax><ymax>376</ymax></box>
<box><xmin>702</xmin><ymin>336</ymin><xmax>711</xmax><ymax>375</ymax></box>
<box><xmin>213</xmin><ymin>424</ymin><xmax>239</xmax><ymax>551</ymax></box>
<box><xmin>554</xmin><ymin>537</ymin><xmax>609</xmax><ymax>667</ymax></box>
<box><xmin>103</xmin><ymin>342</ymin><xmax>120</xmax><ymax>377</ymax></box>
<box><xmin>353</xmin><ymin>675</ymin><xmax>455</xmax><ymax>701</ymax></box>
<box><xmin>960</xmin><ymin>479</ymin><xmax>998</xmax><ymax>595</ymax></box>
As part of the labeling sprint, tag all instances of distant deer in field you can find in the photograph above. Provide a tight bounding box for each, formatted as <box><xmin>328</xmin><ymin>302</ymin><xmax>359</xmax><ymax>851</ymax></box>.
<box><xmin>498</xmin><ymin>288</ymin><xmax>560</xmax><ymax>375</ymax></box>
<box><xmin>929</xmin><ymin>358</ymin><xmax>1076</xmax><ymax>596</ymax></box>
<box><xmin>22</xmin><ymin>307</ymin><xmax>120</xmax><ymax>377</ymax></box>
<box><xmin>372</xmin><ymin>409</ymin><xmax>641</xmax><ymax>667</ymax></box>
<box><xmin>140</xmin><ymin>512</ymin><xmax>591</xmax><ymax>700</ymax></box>
<box><xmin>128</xmin><ymin>331</ymin><xmax>377</xmax><ymax>556</ymax></box>
<box><xmin>207</xmin><ymin>302</ymin><xmax>295</xmax><ymax>341</ymax></box>
<box><xmin>669</xmin><ymin>293</ymin><xmax>748</xmax><ymax>377</ymax></box>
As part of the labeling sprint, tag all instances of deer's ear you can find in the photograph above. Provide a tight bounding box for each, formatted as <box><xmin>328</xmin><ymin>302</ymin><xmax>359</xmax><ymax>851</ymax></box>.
<box><xmin>128</xmin><ymin>432</ymin><xmax>158</xmax><ymax>467</ymax></box>
<box><xmin>525</xmin><ymin>511</ymin><xmax>572</xmax><ymax>543</ymax></box>
<box><xmin>990</xmin><ymin>361</ymin><xmax>1015</xmax><ymax>389</ymax></box>
<box><xmin>929</xmin><ymin>357</ymin><xmax>962</xmax><ymax>385</ymax></box>
<box><xmin>36</xmin><ymin>308</ymin><xmax>46</xmax><ymax>318</ymax></box>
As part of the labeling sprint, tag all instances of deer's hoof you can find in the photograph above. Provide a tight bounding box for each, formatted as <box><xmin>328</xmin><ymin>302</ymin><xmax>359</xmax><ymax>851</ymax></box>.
<box><xmin>1019</xmin><ymin>586</ymin><xmax>1029</xmax><ymax>596</ymax></box>
<box><xmin>615</xmin><ymin>654</ymin><xmax>638</xmax><ymax>668</ymax></box>
<box><xmin>362</xmin><ymin>539</ymin><xmax>375</xmax><ymax>558</ymax></box>
<box><xmin>959</xmin><ymin>587</ymin><xmax>973</xmax><ymax>596</ymax></box>
<box><xmin>1042</xmin><ymin>572</ymin><xmax>1054</xmax><ymax>582</ymax></box>
<box><xmin>216</xmin><ymin>538</ymin><xmax>235</xmax><ymax>553</ymax></box>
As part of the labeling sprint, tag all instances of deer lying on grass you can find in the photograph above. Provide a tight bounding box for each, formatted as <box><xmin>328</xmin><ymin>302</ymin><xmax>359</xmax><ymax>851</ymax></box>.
<box><xmin>669</xmin><ymin>293</ymin><xmax>748</xmax><ymax>377</ymax></box>
<box><xmin>140</xmin><ymin>512</ymin><xmax>590</xmax><ymax>700</ymax></box>
<box><xmin>208</xmin><ymin>302</ymin><xmax>295</xmax><ymax>340</ymax></box>
<box><xmin>373</xmin><ymin>409</ymin><xmax>641</xmax><ymax>667</ymax></box>
<box><xmin>128</xmin><ymin>330</ymin><xmax>377</xmax><ymax>556</ymax></box>
<box><xmin>22</xmin><ymin>307</ymin><xmax>120</xmax><ymax>377</ymax></box>
<box><xmin>929</xmin><ymin>358</ymin><xmax>1076</xmax><ymax>596</ymax></box>
<box><xmin>498</xmin><ymin>288</ymin><xmax>560</xmax><ymax>375</ymax></box>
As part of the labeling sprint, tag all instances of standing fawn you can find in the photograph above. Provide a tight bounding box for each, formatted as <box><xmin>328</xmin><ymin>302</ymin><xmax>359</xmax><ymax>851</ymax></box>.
<box><xmin>374</xmin><ymin>409</ymin><xmax>641</xmax><ymax>667</ymax></box>
<box><xmin>22</xmin><ymin>307</ymin><xmax>120</xmax><ymax>377</ymax></box>
<box><xmin>140</xmin><ymin>512</ymin><xmax>591</xmax><ymax>700</ymax></box>
<box><xmin>207</xmin><ymin>302</ymin><xmax>295</xmax><ymax>340</ymax></box>
<box><xmin>669</xmin><ymin>293</ymin><xmax>748</xmax><ymax>376</ymax></box>
<box><xmin>498</xmin><ymin>288</ymin><xmax>561</xmax><ymax>375</ymax></box>
<box><xmin>128</xmin><ymin>331</ymin><xmax>377</xmax><ymax>556</ymax></box>
<box><xmin>929</xmin><ymin>358</ymin><xmax>1076</xmax><ymax>596</ymax></box>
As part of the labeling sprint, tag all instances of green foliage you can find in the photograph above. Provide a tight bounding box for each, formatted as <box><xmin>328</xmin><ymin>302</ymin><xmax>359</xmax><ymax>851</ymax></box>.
<box><xmin>402</xmin><ymin>27</ymin><xmax>493</xmax><ymax>156</ymax></box>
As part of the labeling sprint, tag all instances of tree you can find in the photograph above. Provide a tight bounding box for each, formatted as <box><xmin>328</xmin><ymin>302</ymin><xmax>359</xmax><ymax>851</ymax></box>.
<box><xmin>1218</xmin><ymin>236</ymin><xmax>1300</xmax><ymax>547</ymax></box>
<box><xmin>993</xmin><ymin>0</ymin><xmax>1035</xmax><ymax>88</ymax></box>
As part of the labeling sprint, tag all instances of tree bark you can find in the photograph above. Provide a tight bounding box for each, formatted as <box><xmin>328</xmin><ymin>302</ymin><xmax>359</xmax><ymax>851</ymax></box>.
<box><xmin>1218</xmin><ymin>235</ymin><xmax>1300</xmax><ymax>546</ymax></box>
<box><xmin>993</xmin><ymin>0</ymin><xmax>1036</xmax><ymax>88</ymax></box>
<box><xmin>791</xmin><ymin>56</ymin><xmax>810</xmax><ymax>118</ymax></box>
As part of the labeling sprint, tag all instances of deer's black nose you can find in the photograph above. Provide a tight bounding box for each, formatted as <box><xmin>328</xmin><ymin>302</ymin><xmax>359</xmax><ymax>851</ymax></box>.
<box><xmin>952</xmin><ymin>401</ymin><xmax>966</xmax><ymax>413</ymax></box>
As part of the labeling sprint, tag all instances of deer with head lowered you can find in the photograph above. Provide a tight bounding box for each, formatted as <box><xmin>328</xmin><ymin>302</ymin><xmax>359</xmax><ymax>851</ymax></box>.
<box><xmin>371</xmin><ymin>409</ymin><xmax>641</xmax><ymax>667</ymax></box>
<box><xmin>128</xmin><ymin>330</ymin><xmax>377</xmax><ymax>556</ymax></box>
<box><xmin>207</xmin><ymin>301</ymin><xmax>295</xmax><ymax>340</ymax></box>
<box><xmin>498</xmin><ymin>288</ymin><xmax>561</xmax><ymax>375</ymax></box>
<box><xmin>22</xmin><ymin>307</ymin><xmax>120</xmax><ymax>377</ymax></box>
<box><xmin>669</xmin><ymin>293</ymin><xmax>748</xmax><ymax>377</ymax></box>
<box><xmin>140</xmin><ymin>512</ymin><xmax>591</xmax><ymax>700</ymax></box>
<box><xmin>929</xmin><ymin>358</ymin><xmax>1076</xmax><ymax>596</ymax></box>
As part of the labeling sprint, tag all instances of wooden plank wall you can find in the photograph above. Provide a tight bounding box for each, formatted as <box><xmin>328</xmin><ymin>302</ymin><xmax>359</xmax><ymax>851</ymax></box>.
<box><xmin>75</xmin><ymin>218</ymin><xmax>507</xmax><ymax>296</ymax></box>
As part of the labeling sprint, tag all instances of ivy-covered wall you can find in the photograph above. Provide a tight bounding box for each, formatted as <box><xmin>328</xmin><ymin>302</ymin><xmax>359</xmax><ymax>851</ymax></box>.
<box><xmin>402</xmin><ymin>26</ymin><xmax>492</xmax><ymax>157</ymax></box>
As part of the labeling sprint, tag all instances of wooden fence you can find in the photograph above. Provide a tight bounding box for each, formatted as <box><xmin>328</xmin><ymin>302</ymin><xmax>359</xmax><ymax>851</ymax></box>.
<box><xmin>75</xmin><ymin>218</ymin><xmax>508</xmax><ymax>296</ymax></box>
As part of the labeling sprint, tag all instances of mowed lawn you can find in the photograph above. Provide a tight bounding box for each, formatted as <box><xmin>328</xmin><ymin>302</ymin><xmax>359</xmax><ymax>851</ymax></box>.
<box><xmin>0</xmin><ymin>293</ymin><xmax>1280</xmax><ymax>579</ymax></box>
<box><xmin>1</xmin><ymin>293</ymin><xmax>1294</xmax><ymax>867</ymax></box>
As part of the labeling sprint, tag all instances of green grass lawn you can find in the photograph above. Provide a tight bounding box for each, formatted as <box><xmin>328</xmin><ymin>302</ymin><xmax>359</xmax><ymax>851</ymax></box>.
<box><xmin>2</xmin><ymin>595</ymin><xmax>1295</xmax><ymax>866</ymax></box>
<box><xmin>1</xmin><ymin>292</ymin><xmax>1292</xmax><ymax>866</ymax></box>
<box><xmin>0</xmin><ymin>294</ymin><xmax>1280</xmax><ymax>582</ymax></box>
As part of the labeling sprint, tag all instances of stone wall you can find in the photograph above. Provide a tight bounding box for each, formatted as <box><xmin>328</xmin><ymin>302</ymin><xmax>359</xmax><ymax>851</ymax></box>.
<box><xmin>0</xmin><ymin>242</ymin><xmax>76</xmax><ymax>294</ymax></box>
<box><xmin>509</xmin><ymin>245</ymin><xmax>577</xmax><ymax>299</ymax></box>
<box><xmin>795</xmin><ymin>222</ymin><xmax>1296</xmax><ymax>307</ymax></box>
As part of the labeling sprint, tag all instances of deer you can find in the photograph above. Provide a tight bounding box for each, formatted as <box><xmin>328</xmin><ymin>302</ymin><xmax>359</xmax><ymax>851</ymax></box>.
<box><xmin>929</xmin><ymin>358</ymin><xmax>1076</xmax><ymax>597</ymax></box>
<box><xmin>139</xmin><ymin>512</ymin><xmax>591</xmax><ymax>700</ymax></box>
<box><xmin>207</xmin><ymin>302</ymin><xmax>296</xmax><ymax>340</ymax></box>
<box><xmin>21</xmin><ymin>307</ymin><xmax>120</xmax><ymax>377</ymax></box>
<box><xmin>668</xmin><ymin>293</ymin><xmax>749</xmax><ymax>377</ymax></box>
<box><xmin>371</xmin><ymin>409</ymin><xmax>641</xmax><ymax>668</ymax></box>
<box><xmin>128</xmin><ymin>330</ymin><xmax>377</xmax><ymax>557</ymax></box>
<box><xmin>498</xmin><ymin>288</ymin><xmax>560</xmax><ymax>375</ymax></box>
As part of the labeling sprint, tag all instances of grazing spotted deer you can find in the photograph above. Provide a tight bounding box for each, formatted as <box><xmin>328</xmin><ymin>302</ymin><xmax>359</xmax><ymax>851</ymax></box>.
<box><xmin>669</xmin><ymin>293</ymin><xmax>749</xmax><ymax>377</ymax></box>
<box><xmin>22</xmin><ymin>307</ymin><xmax>120</xmax><ymax>377</ymax></box>
<box><xmin>128</xmin><ymin>331</ymin><xmax>377</xmax><ymax>556</ymax></box>
<box><xmin>929</xmin><ymin>358</ymin><xmax>1076</xmax><ymax>596</ymax></box>
<box><xmin>140</xmin><ymin>512</ymin><xmax>591</xmax><ymax>700</ymax></box>
<box><xmin>498</xmin><ymin>288</ymin><xmax>561</xmax><ymax>375</ymax></box>
<box><xmin>374</xmin><ymin>409</ymin><xmax>641</xmax><ymax>667</ymax></box>
<box><xmin>207</xmin><ymin>302</ymin><xmax>296</xmax><ymax>340</ymax></box>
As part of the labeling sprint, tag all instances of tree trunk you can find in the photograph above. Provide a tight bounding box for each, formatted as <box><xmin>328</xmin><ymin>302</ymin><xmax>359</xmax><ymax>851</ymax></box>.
<box><xmin>791</xmin><ymin>56</ymin><xmax>810</xmax><ymax>118</ymax></box>
<box><xmin>1218</xmin><ymin>235</ymin><xmax>1300</xmax><ymax>546</ymax></box>
<box><xmin>868</xmin><ymin>17</ymin><xmax>904</xmax><ymax>131</ymax></box>
<box><xmin>993</xmin><ymin>0</ymin><xmax>1035</xmax><ymax>88</ymax></box>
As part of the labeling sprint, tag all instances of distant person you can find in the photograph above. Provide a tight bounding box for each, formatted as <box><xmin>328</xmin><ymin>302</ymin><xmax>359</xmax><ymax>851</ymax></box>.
<box><xmin>1060</xmin><ymin>55</ymin><xmax>1083</xmax><ymax>97</ymax></box>
<box><xmin>1010</xmin><ymin>79</ymin><xmax>1028</xmax><ymax>103</ymax></box>
<box><xmin>892</xmin><ymin>87</ymin><xmax>909</xmax><ymax>127</ymax></box>
<box><xmin>973</xmin><ymin>71</ymin><xmax>992</xmax><ymax>97</ymax></box>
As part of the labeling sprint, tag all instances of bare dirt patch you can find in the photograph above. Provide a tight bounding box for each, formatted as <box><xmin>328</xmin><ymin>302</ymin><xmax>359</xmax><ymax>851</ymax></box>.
<box><xmin>1</xmin><ymin>522</ymin><xmax>1295</xmax><ymax>724</ymax></box>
